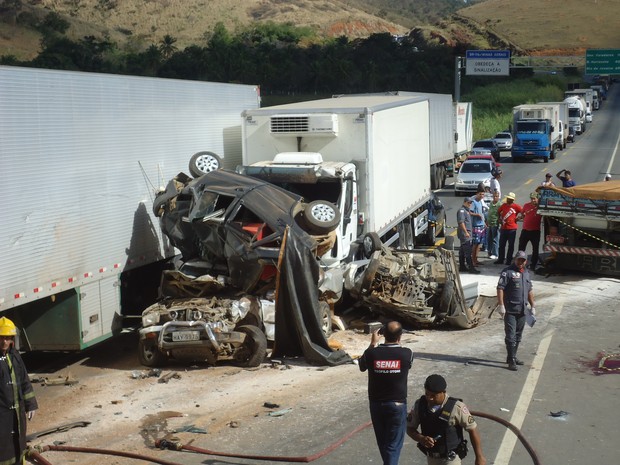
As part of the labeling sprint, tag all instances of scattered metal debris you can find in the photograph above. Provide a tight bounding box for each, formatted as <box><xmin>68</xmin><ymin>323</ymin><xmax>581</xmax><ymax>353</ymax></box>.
<box><xmin>268</xmin><ymin>408</ymin><xmax>293</xmax><ymax>417</ymax></box>
<box><xmin>549</xmin><ymin>410</ymin><xmax>569</xmax><ymax>418</ymax></box>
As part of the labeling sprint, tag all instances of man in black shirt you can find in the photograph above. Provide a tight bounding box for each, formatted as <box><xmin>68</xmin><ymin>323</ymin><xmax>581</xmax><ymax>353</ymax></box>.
<box><xmin>359</xmin><ymin>321</ymin><xmax>414</xmax><ymax>465</ymax></box>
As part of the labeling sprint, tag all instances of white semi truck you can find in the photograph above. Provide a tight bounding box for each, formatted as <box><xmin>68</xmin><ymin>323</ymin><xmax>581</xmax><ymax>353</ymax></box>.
<box><xmin>0</xmin><ymin>66</ymin><xmax>260</xmax><ymax>350</ymax></box>
<box><xmin>564</xmin><ymin>95</ymin><xmax>587</xmax><ymax>134</ymax></box>
<box><xmin>565</xmin><ymin>89</ymin><xmax>594</xmax><ymax>123</ymax></box>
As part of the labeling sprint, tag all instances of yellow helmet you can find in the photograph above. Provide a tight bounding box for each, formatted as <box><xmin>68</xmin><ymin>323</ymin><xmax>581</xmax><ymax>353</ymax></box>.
<box><xmin>0</xmin><ymin>317</ymin><xmax>17</xmax><ymax>337</ymax></box>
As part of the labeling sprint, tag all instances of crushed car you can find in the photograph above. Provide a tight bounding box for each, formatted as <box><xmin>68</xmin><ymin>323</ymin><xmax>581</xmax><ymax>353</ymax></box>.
<box><xmin>140</xmin><ymin>169</ymin><xmax>346</xmax><ymax>367</ymax></box>
<box><xmin>348</xmin><ymin>246</ymin><xmax>495</xmax><ymax>329</ymax></box>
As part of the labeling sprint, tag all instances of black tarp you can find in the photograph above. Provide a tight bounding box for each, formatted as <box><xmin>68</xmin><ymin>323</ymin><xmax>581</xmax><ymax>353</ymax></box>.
<box><xmin>272</xmin><ymin>227</ymin><xmax>352</xmax><ymax>366</ymax></box>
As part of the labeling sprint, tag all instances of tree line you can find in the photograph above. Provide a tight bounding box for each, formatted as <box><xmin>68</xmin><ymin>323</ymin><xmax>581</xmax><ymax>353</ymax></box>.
<box><xmin>1</xmin><ymin>15</ymin><xmax>467</xmax><ymax>97</ymax></box>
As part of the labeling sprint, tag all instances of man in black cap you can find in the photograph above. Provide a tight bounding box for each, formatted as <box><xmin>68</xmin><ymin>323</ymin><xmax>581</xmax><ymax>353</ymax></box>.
<box><xmin>407</xmin><ymin>374</ymin><xmax>486</xmax><ymax>465</ymax></box>
<box><xmin>457</xmin><ymin>197</ymin><xmax>480</xmax><ymax>274</ymax></box>
<box><xmin>497</xmin><ymin>251</ymin><xmax>536</xmax><ymax>371</ymax></box>
<box><xmin>359</xmin><ymin>321</ymin><xmax>414</xmax><ymax>465</ymax></box>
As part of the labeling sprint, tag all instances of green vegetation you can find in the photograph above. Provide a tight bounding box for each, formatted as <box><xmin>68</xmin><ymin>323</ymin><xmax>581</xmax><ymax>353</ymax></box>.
<box><xmin>463</xmin><ymin>75</ymin><xmax>571</xmax><ymax>140</ymax></box>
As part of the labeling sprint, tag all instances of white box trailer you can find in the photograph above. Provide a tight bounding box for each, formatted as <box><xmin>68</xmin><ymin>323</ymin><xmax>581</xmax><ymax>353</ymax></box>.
<box><xmin>453</xmin><ymin>101</ymin><xmax>473</xmax><ymax>159</ymax></box>
<box><xmin>0</xmin><ymin>66</ymin><xmax>260</xmax><ymax>350</ymax></box>
<box><xmin>538</xmin><ymin>101</ymin><xmax>569</xmax><ymax>149</ymax></box>
<box><xmin>330</xmin><ymin>91</ymin><xmax>459</xmax><ymax>189</ymax></box>
<box><xmin>240</xmin><ymin>95</ymin><xmax>433</xmax><ymax>263</ymax></box>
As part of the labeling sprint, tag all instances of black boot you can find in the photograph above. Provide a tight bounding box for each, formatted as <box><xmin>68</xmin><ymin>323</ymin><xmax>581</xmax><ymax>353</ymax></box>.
<box><xmin>513</xmin><ymin>343</ymin><xmax>524</xmax><ymax>365</ymax></box>
<box><xmin>506</xmin><ymin>344</ymin><xmax>518</xmax><ymax>371</ymax></box>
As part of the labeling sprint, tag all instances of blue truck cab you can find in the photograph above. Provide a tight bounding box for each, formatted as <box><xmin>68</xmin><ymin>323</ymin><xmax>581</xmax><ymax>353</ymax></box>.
<box><xmin>511</xmin><ymin>119</ymin><xmax>555</xmax><ymax>163</ymax></box>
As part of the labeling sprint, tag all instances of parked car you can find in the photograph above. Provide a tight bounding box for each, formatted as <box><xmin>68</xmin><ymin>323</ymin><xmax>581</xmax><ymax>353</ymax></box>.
<box><xmin>454</xmin><ymin>158</ymin><xmax>497</xmax><ymax>196</ymax></box>
<box><xmin>472</xmin><ymin>139</ymin><xmax>501</xmax><ymax>161</ymax></box>
<box><xmin>493</xmin><ymin>132</ymin><xmax>513</xmax><ymax>151</ymax></box>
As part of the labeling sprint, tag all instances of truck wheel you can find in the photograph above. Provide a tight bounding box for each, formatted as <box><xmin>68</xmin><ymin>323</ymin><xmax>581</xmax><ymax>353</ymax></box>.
<box><xmin>362</xmin><ymin>232</ymin><xmax>382</xmax><ymax>259</ymax></box>
<box><xmin>544</xmin><ymin>157</ymin><xmax>549</xmax><ymax>163</ymax></box>
<box><xmin>430</xmin><ymin>165</ymin><xmax>438</xmax><ymax>190</ymax></box>
<box><xmin>301</xmin><ymin>200</ymin><xmax>341</xmax><ymax>235</ymax></box>
<box><xmin>233</xmin><ymin>325</ymin><xmax>267</xmax><ymax>368</ymax></box>
<box><xmin>189</xmin><ymin>151</ymin><xmax>222</xmax><ymax>177</ymax></box>
<box><xmin>550</xmin><ymin>150</ymin><xmax>555</xmax><ymax>160</ymax></box>
<box><xmin>138</xmin><ymin>339</ymin><xmax>166</xmax><ymax>367</ymax></box>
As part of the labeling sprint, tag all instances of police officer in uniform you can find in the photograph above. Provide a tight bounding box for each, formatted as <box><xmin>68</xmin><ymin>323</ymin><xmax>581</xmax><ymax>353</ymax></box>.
<box><xmin>1</xmin><ymin>317</ymin><xmax>38</xmax><ymax>465</ymax></box>
<box><xmin>497</xmin><ymin>251</ymin><xmax>536</xmax><ymax>371</ymax></box>
<box><xmin>359</xmin><ymin>321</ymin><xmax>414</xmax><ymax>465</ymax></box>
<box><xmin>407</xmin><ymin>374</ymin><xmax>486</xmax><ymax>465</ymax></box>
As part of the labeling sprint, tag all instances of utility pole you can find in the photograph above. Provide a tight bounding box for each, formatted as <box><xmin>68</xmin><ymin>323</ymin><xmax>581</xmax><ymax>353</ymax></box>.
<box><xmin>454</xmin><ymin>56</ymin><xmax>463</xmax><ymax>102</ymax></box>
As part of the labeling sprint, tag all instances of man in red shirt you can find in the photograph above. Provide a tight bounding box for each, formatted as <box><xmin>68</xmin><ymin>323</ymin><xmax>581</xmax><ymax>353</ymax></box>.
<box><xmin>517</xmin><ymin>192</ymin><xmax>542</xmax><ymax>270</ymax></box>
<box><xmin>494</xmin><ymin>192</ymin><xmax>522</xmax><ymax>265</ymax></box>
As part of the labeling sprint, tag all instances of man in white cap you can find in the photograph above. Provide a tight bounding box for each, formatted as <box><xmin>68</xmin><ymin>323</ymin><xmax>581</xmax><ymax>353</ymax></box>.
<box><xmin>496</xmin><ymin>252</ymin><xmax>536</xmax><ymax>371</ymax></box>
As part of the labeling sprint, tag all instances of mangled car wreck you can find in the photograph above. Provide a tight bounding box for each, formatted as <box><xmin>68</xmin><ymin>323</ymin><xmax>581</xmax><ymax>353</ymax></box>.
<box><xmin>139</xmin><ymin>168</ymin><xmax>491</xmax><ymax>368</ymax></box>
<box><xmin>140</xmin><ymin>169</ymin><xmax>348</xmax><ymax>367</ymax></box>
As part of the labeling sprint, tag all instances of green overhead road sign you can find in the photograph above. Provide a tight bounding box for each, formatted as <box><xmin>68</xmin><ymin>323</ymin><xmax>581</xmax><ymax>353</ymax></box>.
<box><xmin>586</xmin><ymin>49</ymin><xmax>620</xmax><ymax>74</ymax></box>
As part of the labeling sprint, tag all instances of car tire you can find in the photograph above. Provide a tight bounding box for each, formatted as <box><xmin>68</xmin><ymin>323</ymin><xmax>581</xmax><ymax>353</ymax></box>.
<box><xmin>301</xmin><ymin>200</ymin><xmax>341</xmax><ymax>235</ymax></box>
<box><xmin>233</xmin><ymin>325</ymin><xmax>267</xmax><ymax>368</ymax></box>
<box><xmin>426</xmin><ymin>224</ymin><xmax>437</xmax><ymax>246</ymax></box>
<box><xmin>362</xmin><ymin>232</ymin><xmax>382</xmax><ymax>259</ymax></box>
<box><xmin>138</xmin><ymin>339</ymin><xmax>166</xmax><ymax>367</ymax></box>
<box><xmin>319</xmin><ymin>301</ymin><xmax>333</xmax><ymax>337</ymax></box>
<box><xmin>189</xmin><ymin>151</ymin><xmax>222</xmax><ymax>177</ymax></box>
<box><xmin>359</xmin><ymin>252</ymin><xmax>381</xmax><ymax>296</ymax></box>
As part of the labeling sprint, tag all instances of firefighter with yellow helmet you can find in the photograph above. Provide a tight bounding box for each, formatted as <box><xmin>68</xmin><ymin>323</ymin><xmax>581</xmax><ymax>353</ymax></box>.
<box><xmin>1</xmin><ymin>317</ymin><xmax>38</xmax><ymax>465</ymax></box>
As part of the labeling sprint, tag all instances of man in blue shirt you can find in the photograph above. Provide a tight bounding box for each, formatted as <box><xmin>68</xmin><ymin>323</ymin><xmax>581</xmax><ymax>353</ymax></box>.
<box><xmin>556</xmin><ymin>169</ymin><xmax>575</xmax><ymax>187</ymax></box>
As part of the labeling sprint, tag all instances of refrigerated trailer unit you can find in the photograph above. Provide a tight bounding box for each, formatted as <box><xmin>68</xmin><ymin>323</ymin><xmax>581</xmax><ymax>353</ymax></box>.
<box><xmin>0</xmin><ymin>66</ymin><xmax>260</xmax><ymax>350</ymax></box>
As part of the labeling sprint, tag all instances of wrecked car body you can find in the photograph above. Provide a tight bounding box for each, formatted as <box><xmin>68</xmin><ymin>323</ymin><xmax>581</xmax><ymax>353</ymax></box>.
<box><xmin>138</xmin><ymin>291</ymin><xmax>271</xmax><ymax>367</ymax></box>
<box><xmin>349</xmin><ymin>247</ymin><xmax>494</xmax><ymax>329</ymax></box>
<box><xmin>153</xmin><ymin>169</ymin><xmax>340</xmax><ymax>292</ymax></box>
<box><xmin>142</xmin><ymin>170</ymin><xmax>347</xmax><ymax>367</ymax></box>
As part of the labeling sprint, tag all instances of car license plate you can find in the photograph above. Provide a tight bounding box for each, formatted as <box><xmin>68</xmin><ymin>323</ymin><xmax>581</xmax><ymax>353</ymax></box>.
<box><xmin>172</xmin><ymin>331</ymin><xmax>200</xmax><ymax>342</ymax></box>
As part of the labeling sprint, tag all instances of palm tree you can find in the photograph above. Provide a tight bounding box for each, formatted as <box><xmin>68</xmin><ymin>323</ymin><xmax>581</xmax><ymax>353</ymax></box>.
<box><xmin>159</xmin><ymin>35</ymin><xmax>178</xmax><ymax>59</ymax></box>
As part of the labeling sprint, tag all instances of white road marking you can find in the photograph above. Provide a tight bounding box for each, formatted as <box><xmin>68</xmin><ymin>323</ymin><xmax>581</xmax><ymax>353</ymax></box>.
<box><xmin>605</xmin><ymin>128</ymin><xmax>620</xmax><ymax>174</ymax></box>
<box><xmin>493</xmin><ymin>299</ymin><xmax>564</xmax><ymax>464</ymax></box>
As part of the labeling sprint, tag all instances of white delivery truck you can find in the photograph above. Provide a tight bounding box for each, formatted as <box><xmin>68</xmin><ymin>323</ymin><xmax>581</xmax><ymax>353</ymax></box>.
<box><xmin>238</xmin><ymin>95</ymin><xmax>437</xmax><ymax>270</ymax></box>
<box><xmin>538</xmin><ymin>101</ymin><xmax>569</xmax><ymax>149</ymax></box>
<box><xmin>0</xmin><ymin>66</ymin><xmax>260</xmax><ymax>350</ymax></box>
